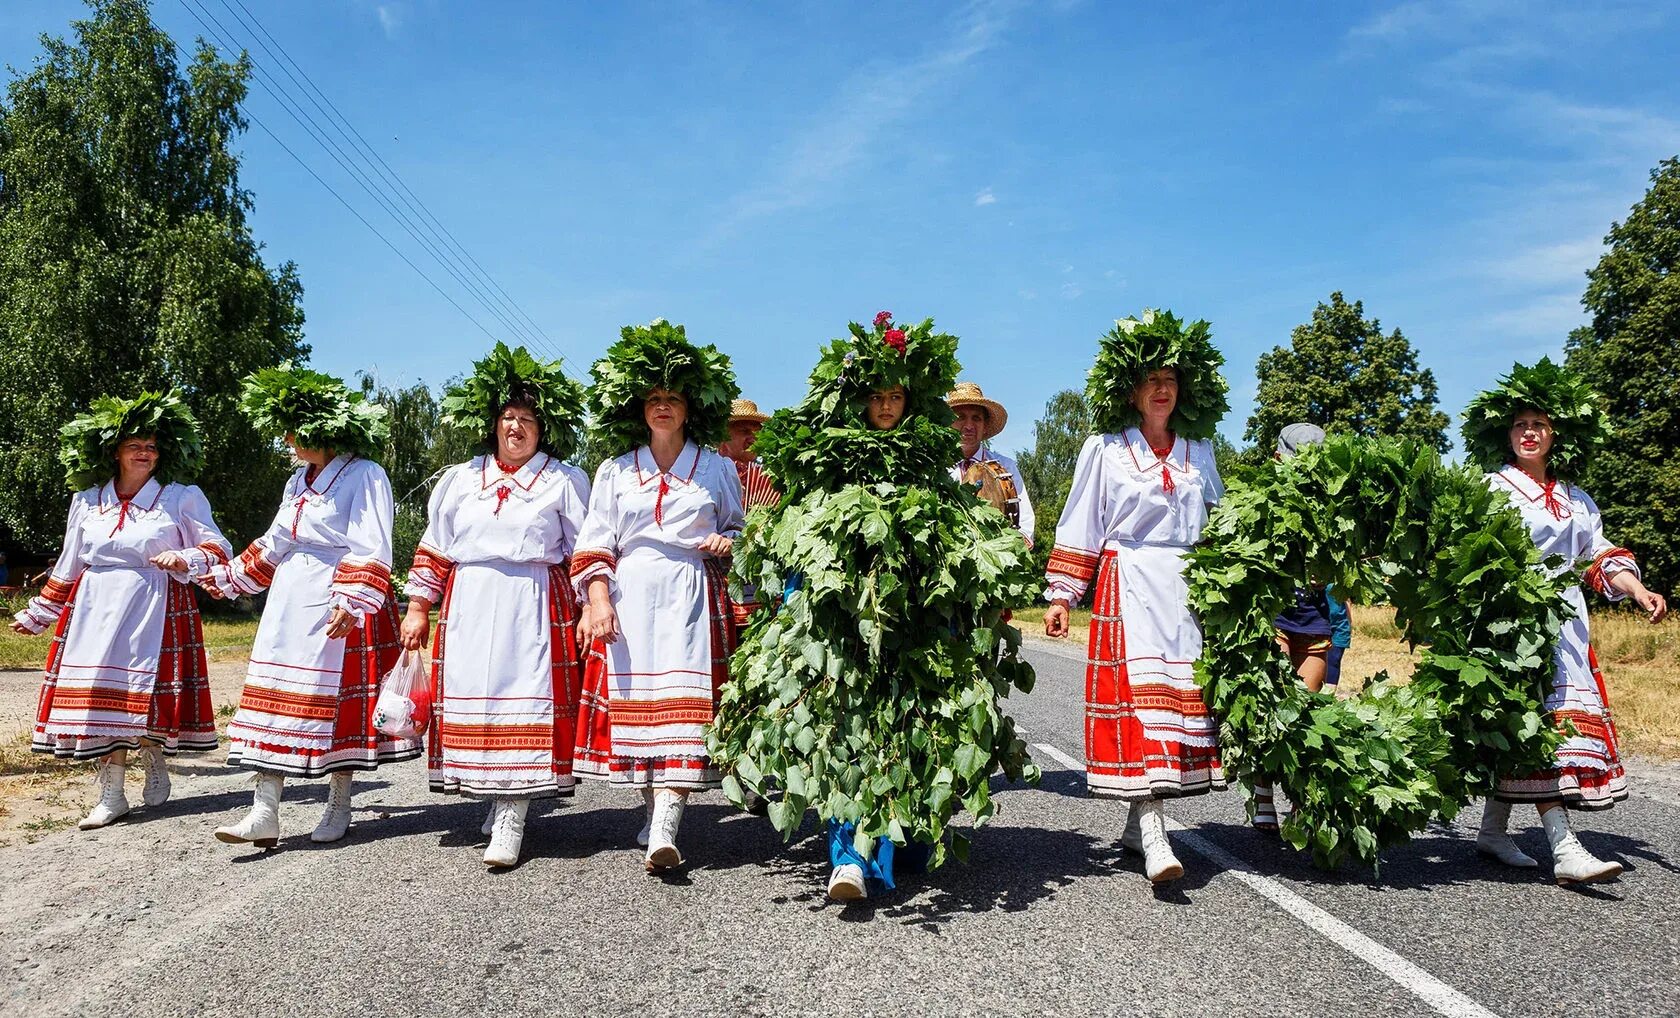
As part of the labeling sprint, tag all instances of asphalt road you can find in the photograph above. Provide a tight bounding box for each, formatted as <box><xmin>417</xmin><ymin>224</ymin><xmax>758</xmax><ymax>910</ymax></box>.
<box><xmin>3</xmin><ymin>640</ymin><xmax>1677</xmax><ymax>1018</ymax></box>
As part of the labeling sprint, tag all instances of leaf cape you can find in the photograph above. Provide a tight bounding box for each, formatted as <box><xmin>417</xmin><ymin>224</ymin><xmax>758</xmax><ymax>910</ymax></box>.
<box><xmin>238</xmin><ymin>363</ymin><xmax>389</xmax><ymax>460</ymax></box>
<box><xmin>58</xmin><ymin>390</ymin><xmax>205</xmax><ymax>492</ymax></box>
<box><xmin>1460</xmin><ymin>356</ymin><xmax>1609</xmax><ymax>481</ymax></box>
<box><xmin>584</xmin><ymin>321</ymin><xmax>739</xmax><ymax>458</ymax></box>
<box><xmin>1085</xmin><ymin>308</ymin><xmax>1230</xmax><ymax>440</ymax></box>
<box><xmin>439</xmin><ymin>342</ymin><xmax>586</xmax><ymax>461</ymax></box>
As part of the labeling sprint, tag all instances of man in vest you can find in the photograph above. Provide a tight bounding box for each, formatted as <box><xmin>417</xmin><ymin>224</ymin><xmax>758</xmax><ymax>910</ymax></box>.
<box><xmin>947</xmin><ymin>382</ymin><xmax>1035</xmax><ymax>546</ymax></box>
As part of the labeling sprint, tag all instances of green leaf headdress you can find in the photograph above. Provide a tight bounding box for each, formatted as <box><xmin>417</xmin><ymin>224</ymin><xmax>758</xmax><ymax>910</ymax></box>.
<box><xmin>439</xmin><ymin>342</ymin><xmax>586</xmax><ymax>461</ymax></box>
<box><xmin>1085</xmin><ymin>308</ymin><xmax>1230</xmax><ymax>440</ymax></box>
<box><xmin>238</xmin><ymin>362</ymin><xmax>390</xmax><ymax>460</ymax></box>
<box><xmin>58</xmin><ymin>390</ymin><xmax>205</xmax><ymax>492</ymax></box>
<box><xmin>584</xmin><ymin>320</ymin><xmax>740</xmax><ymax>458</ymax></box>
<box><xmin>752</xmin><ymin>311</ymin><xmax>964</xmax><ymax>495</ymax></box>
<box><xmin>1461</xmin><ymin>356</ymin><xmax>1609</xmax><ymax>481</ymax></box>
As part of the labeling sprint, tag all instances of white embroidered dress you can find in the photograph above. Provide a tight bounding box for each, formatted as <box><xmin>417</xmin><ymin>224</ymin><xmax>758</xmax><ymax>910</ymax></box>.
<box><xmin>209</xmin><ymin>455</ymin><xmax>419</xmax><ymax>776</ymax></box>
<box><xmin>1488</xmin><ymin>464</ymin><xmax>1637</xmax><ymax>809</ymax></box>
<box><xmin>571</xmin><ymin>442</ymin><xmax>743</xmax><ymax>789</ymax></box>
<box><xmin>406</xmin><ymin>453</ymin><xmax>591</xmax><ymax>798</ymax></box>
<box><xmin>20</xmin><ymin>480</ymin><xmax>231</xmax><ymax>758</ymax></box>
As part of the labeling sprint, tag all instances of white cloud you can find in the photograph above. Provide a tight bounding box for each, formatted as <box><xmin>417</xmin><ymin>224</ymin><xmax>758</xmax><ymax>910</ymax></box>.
<box><xmin>375</xmin><ymin>4</ymin><xmax>402</xmax><ymax>38</ymax></box>
<box><xmin>974</xmin><ymin>187</ymin><xmax>997</xmax><ymax>206</ymax></box>
<box><xmin>1476</xmin><ymin>238</ymin><xmax>1603</xmax><ymax>289</ymax></box>
<box><xmin>1060</xmin><ymin>282</ymin><xmax>1084</xmax><ymax>300</ymax></box>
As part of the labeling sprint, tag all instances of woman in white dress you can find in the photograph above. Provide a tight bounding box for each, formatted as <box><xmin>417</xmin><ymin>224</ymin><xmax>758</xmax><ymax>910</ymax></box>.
<box><xmin>1043</xmin><ymin>309</ymin><xmax>1230</xmax><ymax>884</ymax></box>
<box><xmin>1463</xmin><ymin>358</ymin><xmax>1667</xmax><ymax>885</ymax></box>
<box><xmin>12</xmin><ymin>392</ymin><xmax>230</xmax><ymax>829</ymax></box>
<box><xmin>204</xmin><ymin>365</ymin><xmax>417</xmax><ymax>848</ymax></box>
<box><xmin>573</xmin><ymin>320</ymin><xmax>742</xmax><ymax>871</ymax></box>
<box><xmin>400</xmin><ymin>343</ymin><xmax>591</xmax><ymax>868</ymax></box>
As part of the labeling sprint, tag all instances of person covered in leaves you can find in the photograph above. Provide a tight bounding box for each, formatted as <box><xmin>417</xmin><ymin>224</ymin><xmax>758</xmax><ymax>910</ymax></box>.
<box><xmin>947</xmin><ymin>381</ymin><xmax>1035</xmax><ymax>545</ymax></box>
<box><xmin>710</xmin><ymin>310</ymin><xmax>1039</xmax><ymax>904</ymax></box>
<box><xmin>398</xmin><ymin>343</ymin><xmax>592</xmax><ymax>869</ymax></box>
<box><xmin>571</xmin><ymin>321</ymin><xmax>744</xmax><ymax>873</ymax></box>
<box><xmin>204</xmin><ymin>365</ymin><xmax>418</xmax><ymax>849</ymax></box>
<box><xmin>12</xmin><ymin>392</ymin><xmax>231</xmax><ymax>830</ymax></box>
<box><xmin>1462</xmin><ymin>358</ymin><xmax>1667</xmax><ymax>885</ymax></box>
<box><xmin>1042</xmin><ymin>309</ymin><xmax>1229</xmax><ymax>884</ymax></box>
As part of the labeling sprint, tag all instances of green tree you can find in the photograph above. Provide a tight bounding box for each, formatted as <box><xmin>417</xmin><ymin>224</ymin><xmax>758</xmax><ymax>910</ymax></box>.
<box><xmin>1244</xmin><ymin>292</ymin><xmax>1450</xmax><ymax>456</ymax></box>
<box><xmin>0</xmin><ymin>0</ymin><xmax>305</xmax><ymax>555</ymax></box>
<box><xmin>1015</xmin><ymin>388</ymin><xmax>1090</xmax><ymax>578</ymax></box>
<box><xmin>1566</xmin><ymin>157</ymin><xmax>1680</xmax><ymax>594</ymax></box>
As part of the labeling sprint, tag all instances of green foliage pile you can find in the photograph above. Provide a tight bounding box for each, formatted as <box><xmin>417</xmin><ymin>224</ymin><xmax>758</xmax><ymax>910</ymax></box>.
<box><xmin>439</xmin><ymin>342</ymin><xmax>586</xmax><ymax>462</ymax></box>
<box><xmin>585</xmin><ymin>320</ymin><xmax>738</xmax><ymax>458</ymax></box>
<box><xmin>1567</xmin><ymin>156</ymin><xmax>1680</xmax><ymax>594</ymax></box>
<box><xmin>1461</xmin><ymin>357</ymin><xmax>1610</xmax><ymax>481</ymax></box>
<box><xmin>58</xmin><ymin>390</ymin><xmax>204</xmax><ymax>491</ymax></box>
<box><xmin>1086</xmin><ymin>309</ymin><xmax>1229</xmax><ymax>441</ymax></box>
<box><xmin>709</xmin><ymin>313</ymin><xmax>1040</xmax><ymax>867</ymax></box>
<box><xmin>239</xmin><ymin>364</ymin><xmax>389</xmax><ymax>460</ymax></box>
<box><xmin>1185</xmin><ymin>434</ymin><xmax>1573</xmax><ymax>869</ymax></box>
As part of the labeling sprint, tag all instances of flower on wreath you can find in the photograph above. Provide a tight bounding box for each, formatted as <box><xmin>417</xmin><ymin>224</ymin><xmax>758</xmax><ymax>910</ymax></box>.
<box><xmin>584</xmin><ymin>319</ymin><xmax>740</xmax><ymax>458</ymax></box>
<box><xmin>1460</xmin><ymin>356</ymin><xmax>1609</xmax><ymax>482</ymax></box>
<box><xmin>58</xmin><ymin>390</ymin><xmax>206</xmax><ymax>492</ymax></box>
<box><xmin>874</xmin><ymin>310</ymin><xmax>894</xmax><ymax>329</ymax></box>
<box><xmin>238</xmin><ymin>362</ymin><xmax>389</xmax><ymax>460</ymax></box>
<box><xmin>1085</xmin><ymin>307</ymin><xmax>1229</xmax><ymax>441</ymax></box>
<box><xmin>883</xmin><ymin>328</ymin><xmax>908</xmax><ymax>354</ymax></box>
<box><xmin>440</xmin><ymin>341</ymin><xmax>586</xmax><ymax>461</ymax></box>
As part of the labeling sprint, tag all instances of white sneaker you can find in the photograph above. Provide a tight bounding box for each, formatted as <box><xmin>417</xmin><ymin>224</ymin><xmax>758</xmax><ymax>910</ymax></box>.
<box><xmin>215</xmin><ymin>774</ymin><xmax>283</xmax><ymax>847</ymax></box>
<box><xmin>1541</xmin><ymin>807</ymin><xmax>1622</xmax><ymax>885</ymax></box>
<box><xmin>79</xmin><ymin>761</ymin><xmax>131</xmax><ymax>830</ymax></box>
<box><xmin>635</xmin><ymin>787</ymin><xmax>655</xmax><ymax>847</ymax></box>
<box><xmin>1476</xmin><ymin>800</ymin><xmax>1538</xmax><ymax>868</ymax></box>
<box><xmin>827</xmin><ymin>863</ymin><xmax>868</xmax><ymax>902</ymax></box>
<box><xmin>483</xmin><ymin>799</ymin><xmax>529</xmax><ymax>868</ymax></box>
<box><xmin>139</xmin><ymin>745</ymin><xmax>171</xmax><ymax>807</ymax></box>
<box><xmin>644</xmin><ymin>789</ymin><xmax>685</xmax><ymax>871</ymax></box>
<box><xmin>310</xmin><ymin>772</ymin><xmax>354</xmax><ymax>843</ymax></box>
<box><xmin>1137</xmin><ymin>799</ymin><xmax>1183</xmax><ymax>884</ymax></box>
<box><xmin>481</xmin><ymin>799</ymin><xmax>497</xmax><ymax>836</ymax></box>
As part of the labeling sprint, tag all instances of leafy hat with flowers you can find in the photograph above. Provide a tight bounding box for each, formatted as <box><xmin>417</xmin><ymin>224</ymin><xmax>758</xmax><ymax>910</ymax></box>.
<box><xmin>1085</xmin><ymin>308</ymin><xmax>1229</xmax><ymax>441</ymax></box>
<box><xmin>59</xmin><ymin>389</ymin><xmax>206</xmax><ymax>492</ymax></box>
<box><xmin>1461</xmin><ymin>356</ymin><xmax>1609</xmax><ymax>481</ymax></box>
<box><xmin>440</xmin><ymin>341</ymin><xmax>586</xmax><ymax>460</ymax></box>
<box><xmin>584</xmin><ymin>319</ymin><xmax>740</xmax><ymax>458</ymax></box>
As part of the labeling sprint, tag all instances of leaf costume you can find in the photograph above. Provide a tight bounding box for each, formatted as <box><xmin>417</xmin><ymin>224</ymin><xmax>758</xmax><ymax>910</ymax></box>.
<box><xmin>709</xmin><ymin>313</ymin><xmax>1039</xmax><ymax>874</ymax></box>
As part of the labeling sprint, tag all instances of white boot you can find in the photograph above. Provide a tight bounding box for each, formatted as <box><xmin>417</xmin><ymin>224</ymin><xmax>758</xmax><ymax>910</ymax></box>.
<box><xmin>1541</xmin><ymin>807</ymin><xmax>1622</xmax><ymax>885</ymax></box>
<box><xmin>1476</xmin><ymin>800</ymin><xmax>1537</xmax><ymax>868</ymax></box>
<box><xmin>310</xmin><ymin>772</ymin><xmax>354</xmax><ymax>843</ymax></box>
<box><xmin>1120</xmin><ymin>801</ymin><xmax>1143</xmax><ymax>853</ymax></box>
<box><xmin>215</xmin><ymin>774</ymin><xmax>283</xmax><ymax>847</ymax></box>
<box><xmin>483</xmin><ymin>799</ymin><xmax>529</xmax><ymax>868</ymax></box>
<box><xmin>635</xmin><ymin>787</ymin><xmax>655</xmax><ymax>847</ymax></box>
<box><xmin>79</xmin><ymin>761</ymin><xmax>131</xmax><ymax>829</ymax></box>
<box><xmin>481</xmin><ymin>799</ymin><xmax>498</xmax><ymax>836</ymax></box>
<box><xmin>139</xmin><ymin>745</ymin><xmax>171</xmax><ymax>807</ymax></box>
<box><xmin>1136</xmin><ymin>799</ymin><xmax>1183</xmax><ymax>883</ymax></box>
<box><xmin>827</xmin><ymin>863</ymin><xmax>868</xmax><ymax>902</ymax></box>
<box><xmin>644</xmin><ymin>789</ymin><xmax>685</xmax><ymax>871</ymax></box>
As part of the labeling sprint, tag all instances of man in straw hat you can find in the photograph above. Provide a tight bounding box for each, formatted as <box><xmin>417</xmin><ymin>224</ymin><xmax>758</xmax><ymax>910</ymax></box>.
<box><xmin>718</xmin><ymin>398</ymin><xmax>779</xmax><ymax>637</ymax></box>
<box><xmin>948</xmin><ymin>381</ymin><xmax>1035</xmax><ymax>544</ymax></box>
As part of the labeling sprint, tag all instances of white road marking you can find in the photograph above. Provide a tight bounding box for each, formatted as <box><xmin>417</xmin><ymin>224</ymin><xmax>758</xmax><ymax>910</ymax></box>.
<box><xmin>1030</xmin><ymin>742</ymin><xmax>1501</xmax><ymax>1018</ymax></box>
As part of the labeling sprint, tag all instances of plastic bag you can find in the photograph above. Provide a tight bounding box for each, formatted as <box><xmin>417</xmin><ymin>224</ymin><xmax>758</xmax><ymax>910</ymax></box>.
<box><xmin>372</xmin><ymin>649</ymin><xmax>432</xmax><ymax>739</ymax></box>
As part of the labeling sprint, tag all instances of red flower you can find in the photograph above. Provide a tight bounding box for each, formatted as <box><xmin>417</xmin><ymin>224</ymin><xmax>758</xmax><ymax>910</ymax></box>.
<box><xmin>883</xmin><ymin>328</ymin><xmax>907</xmax><ymax>354</ymax></box>
<box><xmin>874</xmin><ymin>310</ymin><xmax>893</xmax><ymax>329</ymax></box>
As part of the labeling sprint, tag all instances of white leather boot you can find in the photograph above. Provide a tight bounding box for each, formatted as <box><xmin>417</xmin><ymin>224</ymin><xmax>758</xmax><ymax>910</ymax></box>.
<box><xmin>139</xmin><ymin>745</ymin><xmax>171</xmax><ymax>807</ymax></box>
<box><xmin>1137</xmin><ymin>799</ymin><xmax>1183</xmax><ymax>883</ymax></box>
<box><xmin>1120</xmin><ymin>801</ymin><xmax>1143</xmax><ymax>853</ymax></box>
<box><xmin>215</xmin><ymin>773</ymin><xmax>283</xmax><ymax>847</ymax></box>
<box><xmin>480</xmin><ymin>799</ymin><xmax>497</xmax><ymax>836</ymax></box>
<box><xmin>1541</xmin><ymin>807</ymin><xmax>1622</xmax><ymax>885</ymax></box>
<box><xmin>644</xmin><ymin>789</ymin><xmax>685</xmax><ymax>871</ymax></box>
<box><xmin>310</xmin><ymin>772</ymin><xmax>354</xmax><ymax>843</ymax></box>
<box><xmin>483</xmin><ymin>799</ymin><xmax>529</xmax><ymax>868</ymax></box>
<box><xmin>1476</xmin><ymin>800</ymin><xmax>1537</xmax><ymax>868</ymax></box>
<box><xmin>827</xmin><ymin>864</ymin><xmax>867</xmax><ymax>901</ymax></box>
<box><xmin>635</xmin><ymin>787</ymin><xmax>655</xmax><ymax>847</ymax></box>
<box><xmin>79</xmin><ymin>761</ymin><xmax>131</xmax><ymax>829</ymax></box>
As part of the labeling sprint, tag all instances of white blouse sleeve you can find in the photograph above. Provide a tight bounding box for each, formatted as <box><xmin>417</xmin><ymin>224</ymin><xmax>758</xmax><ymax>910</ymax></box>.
<box><xmin>329</xmin><ymin>462</ymin><xmax>396</xmax><ymax>618</ymax></box>
<box><xmin>712</xmin><ymin>453</ymin><xmax>745</xmax><ymax>541</ymax></box>
<box><xmin>1578</xmin><ymin>487</ymin><xmax>1639</xmax><ymax>601</ymax></box>
<box><xmin>404</xmin><ymin>464</ymin><xmax>461</xmax><ymax>606</ymax></box>
<box><xmin>571</xmin><ymin>458</ymin><xmax>621</xmax><ymax>598</ymax></box>
<box><xmin>14</xmin><ymin>493</ymin><xmax>93</xmax><ymax>634</ymax></box>
<box><xmin>1045</xmin><ymin>435</ymin><xmax>1107</xmax><ymax>604</ymax></box>
<box><xmin>176</xmin><ymin>485</ymin><xmax>234</xmax><ymax>580</ymax></box>
<box><xmin>1194</xmin><ymin>439</ymin><xmax>1225</xmax><ymax>506</ymax></box>
<box><xmin>207</xmin><ymin>474</ymin><xmax>300</xmax><ymax>598</ymax></box>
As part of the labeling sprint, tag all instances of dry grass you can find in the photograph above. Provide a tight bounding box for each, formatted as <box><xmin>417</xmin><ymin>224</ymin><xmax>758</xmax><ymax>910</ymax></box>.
<box><xmin>0</xmin><ymin>616</ymin><xmax>259</xmax><ymax>670</ymax></box>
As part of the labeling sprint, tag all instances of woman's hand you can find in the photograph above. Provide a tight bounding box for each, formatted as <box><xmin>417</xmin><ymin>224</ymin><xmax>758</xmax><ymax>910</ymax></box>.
<box><xmin>150</xmin><ymin>551</ymin><xmax>188</xmax><ymax>573</ymax></box>
<box><xmin>698</xmin><ymin>533</ymin><xmax>733</xmax><ymax>557</ymax></box>
<box><xmin>579</xmin><ymin>600</ymin><xmax>619</xmax><ymax>645</ymax></box>
<box><xmin>1633</xmin><ymin>587</ymin><xmax>1668</xmax><ymax>624</ymax></box>
<box><xmin>9</xmin><ymin>620</ymin><xmax>35</xmax><ymax>636</ymax></box>
<box><xmin>1044</xmin><ymin>601</ymin><xmax>1071</xmax><ymax>639</ymax></box>
<box><xmin>324</xmin><ymin>606</ymin><xmax>357</xmax><ymax>640</ymax></box>
<box><xmin>399</xmin><ymin>601</ymin><xmax>431</xmax><ymax>650</ymax></box>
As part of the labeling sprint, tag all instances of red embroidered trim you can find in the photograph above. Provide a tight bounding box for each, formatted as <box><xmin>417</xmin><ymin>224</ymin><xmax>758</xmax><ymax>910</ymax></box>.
<box><xmin>1584</xmin><ymin>547</ymin><xmax>1636</xmax><ymax>595</ymax></box>
<box><xmin>1046</xmin><ymin>546</ymin><xmax>1100</xmax><ymax>584</ymax></box>
<box><xmin>195</xmin><ymin>542</ymin><xmax>231</xmax><ymax>566</ymax></box>
<box><xmin>40</xmin><ymin>576</ymin><xmax>76</xmax><ymax>606</ymax></box>
<box><xmin>331</xmin><ymin>560</ymin><xmax>393</xmax><ymax>598</ymax></box>
<box><xmin>569</xmin><ymin>549</ymin><xmax>617</xmax><ymax>579</ymax></box>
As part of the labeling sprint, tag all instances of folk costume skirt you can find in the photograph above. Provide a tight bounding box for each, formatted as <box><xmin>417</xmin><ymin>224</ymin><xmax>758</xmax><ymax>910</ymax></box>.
<box><xmin>574</xmin><ymin>551</ymin><xmax>735</xmax><ymax>790</ymax></box>
<box><xmin>1496</xmin><ymin>589</ymin><xmax>1628</xmax><ymax>810</ymax></box>
<box><xmin>32</xmin><ymin>567</ymin><xmax>217</xmax><ymax>759</ymax></box>
<box><xmin>426</xmin><ymin>561</ymin><xmax>583</xmax><ymax>798</ymax></box>
<box><xmin>1084</xmin><ymin>544</ymin><xmax>1224</xmax><ymax>800</ymax></box>
<box><xmin>226</xmin><ymin>548</ymin><xmax>420</xmax><ymax>777</ymax></box>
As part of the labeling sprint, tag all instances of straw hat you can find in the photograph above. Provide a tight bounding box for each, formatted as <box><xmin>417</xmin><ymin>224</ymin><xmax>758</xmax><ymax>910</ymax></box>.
<box><xmin>729</xmin><ymin>398</ymin><xmax>770</xmax><ymax>425</ymax></box>
<box><xmin>946</xmin><ymin>382</ymin><xmax>1007</xmax><ymax>440</ymax></box>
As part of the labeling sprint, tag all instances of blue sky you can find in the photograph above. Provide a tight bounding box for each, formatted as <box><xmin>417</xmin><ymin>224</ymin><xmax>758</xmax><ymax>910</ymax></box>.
<box><xmin>4</xmin><ymin>1</ymin><xmax>1677</xmax><ymax>455</ymax></box>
